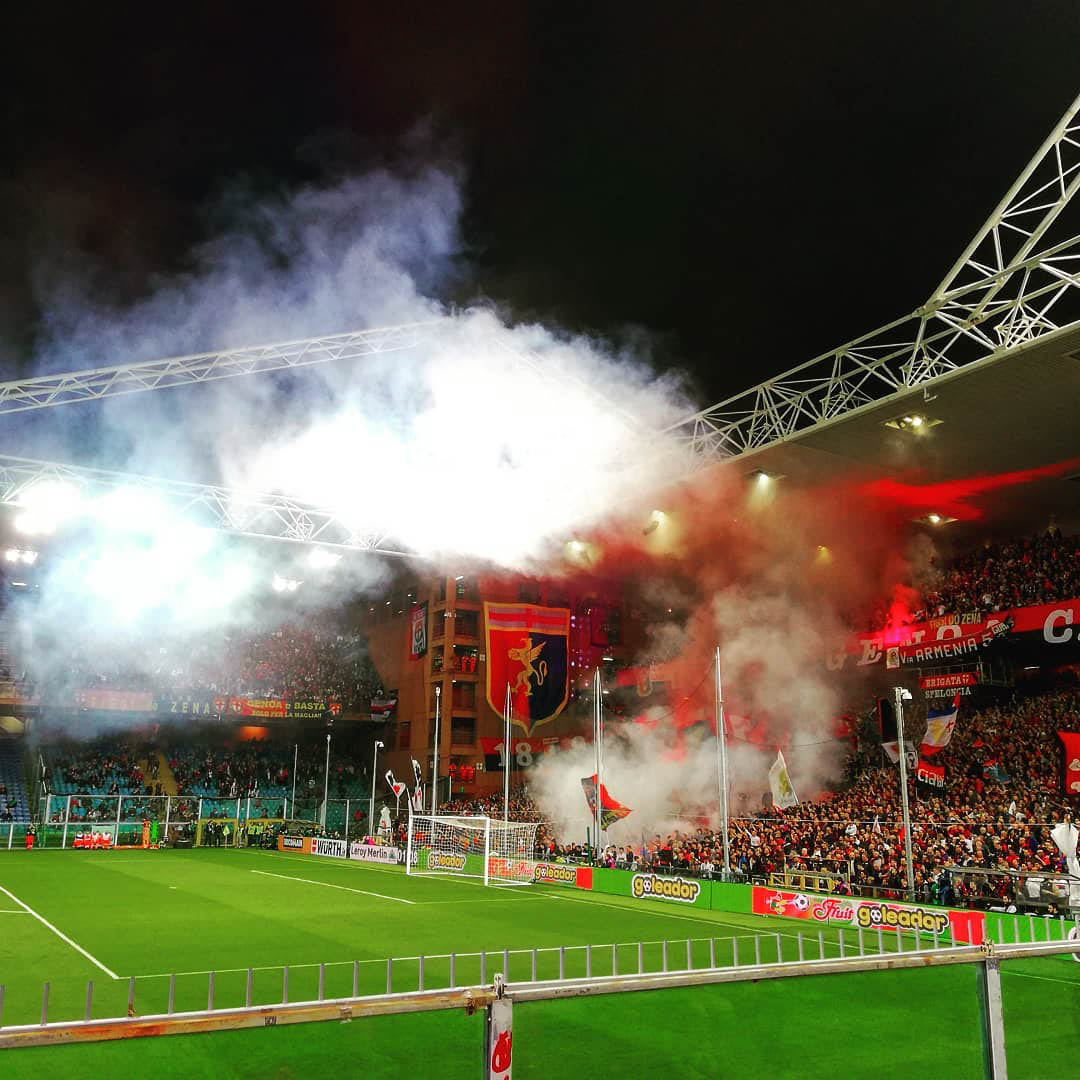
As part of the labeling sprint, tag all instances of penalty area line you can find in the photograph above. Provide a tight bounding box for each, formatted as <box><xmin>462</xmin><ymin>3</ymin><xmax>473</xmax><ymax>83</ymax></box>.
<box><xmin>0</xmin><ymin>883</ymin><xmax>119</xmax><ymax>979</ymax></box>
<box><xmin>250</xmin><ymin>869</ymin><xmax>415</xmax><ymax>905</ymax></box>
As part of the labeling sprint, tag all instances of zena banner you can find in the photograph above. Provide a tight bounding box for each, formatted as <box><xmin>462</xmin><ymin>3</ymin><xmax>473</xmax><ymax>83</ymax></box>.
<box><xmin>751</xmin><ymin>886</ymin><xmax>986</xmax><ymax>943</ymax></box>
<box><xmin>833</xmin><ymin>598</ymin><xmax>1080</xmax><ymax>670</ymax></box>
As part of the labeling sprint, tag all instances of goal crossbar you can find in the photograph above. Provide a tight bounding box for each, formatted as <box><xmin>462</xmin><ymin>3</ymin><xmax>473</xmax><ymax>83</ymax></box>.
<box><xmin>405</xmin><ymin>812</ymin><xmax>540</xmax><ymax>887</ymax></box>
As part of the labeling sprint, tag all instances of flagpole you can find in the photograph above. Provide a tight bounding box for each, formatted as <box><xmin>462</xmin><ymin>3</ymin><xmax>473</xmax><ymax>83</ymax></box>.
<box><xmin>503</xmin><ymin>683</ymin><xmax>511</xmax><ymax>825</ymax></box>
<box><xmin>431</xmin><ymin>685</ymin><xmax>441</xmax><ymax>817</ymax></box>
<box><xmin>714</xmin><ymin>646</ymin><xmax>731</xmax><ymax>878</ymax></box>
<box><xmin>593</xmin><ymin>668</ymin><xmax>603</xmax><ymax>856</ymax></box>
<box><xmin>893</xmin><ymin>685</ymin><xmax>916</xmax><ymax>901</ymax></box>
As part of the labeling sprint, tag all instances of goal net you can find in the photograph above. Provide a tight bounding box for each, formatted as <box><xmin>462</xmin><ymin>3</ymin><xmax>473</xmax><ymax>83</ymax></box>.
<box><xmin>406</xmin><ymin>812</ymin><xmax>541</xmax><ymax>886</ymax></box>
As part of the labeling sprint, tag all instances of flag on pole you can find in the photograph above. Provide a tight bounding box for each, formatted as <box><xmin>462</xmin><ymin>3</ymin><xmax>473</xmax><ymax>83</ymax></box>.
<box><xmin>883</xmin><ymin>740</ymin><xmax>917</xmax><ymax>767</ymax></box>
<box><xmin>411</xmin><ymin>758</ymin><xmax>423</xmax><ymax>794</ymax></box>
<box><xmin>411</xmin><ymin>784</ymin><xmax>424</xmax><ymax>812</ymax></box>
<box><xmin>920</xmin><ymin>703</ymin><xmax>958</xmax><ymax>756</ymax></box>
<box><xmin>768</xmin><ymin>750</ymin><xmax>798</xmax><ymax>808</ymax></box>
<box><xmin>1057</xmin><ymin>731</ymin><xmax>1080</xmax><ymax>794</ymax></box>
<box><xmin>385</xmin><ymin>769</ymin><xmax>406</xmax><ymax>800</ymax></box>
<box><xmin>581</xmin><ymin>774</ymin><xmax>632</xmax><ymax>829</ymax></box>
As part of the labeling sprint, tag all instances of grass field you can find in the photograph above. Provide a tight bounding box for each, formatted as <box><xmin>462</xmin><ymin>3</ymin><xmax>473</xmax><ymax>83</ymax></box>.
<box><xmin>0</xmin><ymin>848</ymin><xmax>1076</xmax><ymax>1078</ymax></box>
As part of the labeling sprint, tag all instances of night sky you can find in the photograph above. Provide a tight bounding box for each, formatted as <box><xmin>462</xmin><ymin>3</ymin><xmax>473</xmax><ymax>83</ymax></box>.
<box><xmin>2</xmin><ymin>4</ymin><xmax>1078</xmax><ymax>405</ymax></box>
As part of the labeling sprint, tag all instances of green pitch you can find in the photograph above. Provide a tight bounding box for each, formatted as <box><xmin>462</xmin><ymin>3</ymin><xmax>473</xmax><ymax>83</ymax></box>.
<box><xmin>0</xmin><ymin>849</ymin><xmax>1075</xmax><ymax>1079</ymax></box>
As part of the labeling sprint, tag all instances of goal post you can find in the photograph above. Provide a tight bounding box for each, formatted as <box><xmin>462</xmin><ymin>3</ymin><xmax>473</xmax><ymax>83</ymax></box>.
<box><xmin>406</xmin><ymin>812</ymin><xmax>540</xmax><ymax>886</ymax></box>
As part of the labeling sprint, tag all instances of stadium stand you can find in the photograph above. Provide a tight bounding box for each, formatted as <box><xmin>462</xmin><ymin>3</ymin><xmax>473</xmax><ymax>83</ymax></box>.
<box><xmin>867</xmin><ymin>527</ymin><xmax>1079</xmax><ymax>630</ymax></box>
<box><xmin>443</xmin><ymin>679</ymin><xmax>1080</xmax><ymax>908</ymax></box>
<box><xmin>0</xmin><ymin>737</ymin><xmax>30</xmax><ymax>823</ymax></box>
<box><xmin>43</xmin><ymin>617</ymin><xmax>382</xmax><ymax>707</ymax></box>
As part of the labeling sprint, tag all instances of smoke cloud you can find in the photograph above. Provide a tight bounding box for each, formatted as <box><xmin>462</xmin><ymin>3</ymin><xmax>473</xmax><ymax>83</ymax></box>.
<box><xmin>12</xmin><ymin>156</ymin><xmax>912</xmax><ymax>818</ymax></box>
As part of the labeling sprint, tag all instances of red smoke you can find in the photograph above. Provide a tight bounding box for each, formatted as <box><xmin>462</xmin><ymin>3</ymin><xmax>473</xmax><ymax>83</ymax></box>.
<box><xmin>859</xmin><ymin>459</ymin><xmax>1080</xmax><ymax>522</ymax></box>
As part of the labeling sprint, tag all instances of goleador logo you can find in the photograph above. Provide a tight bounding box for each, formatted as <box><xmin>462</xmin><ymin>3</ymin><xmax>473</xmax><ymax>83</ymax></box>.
<box><xmin>534</xmin><ymin>864</ymin><xmax>576</xmax><ymax>884</ymax></box>
<box><xmin>631</xmin><ymin>873</ymin><xmax>701</xmax><ymax>903</ymax></box>
<box><xmin>427</xmin><ymin>851</ymin><xmax>467</xmax><ymax>872</ymax></box>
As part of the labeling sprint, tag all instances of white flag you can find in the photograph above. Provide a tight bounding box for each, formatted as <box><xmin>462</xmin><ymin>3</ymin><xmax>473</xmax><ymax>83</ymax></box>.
<box><xmin>883</xmin><ymin>740</ymin><xmax>916</xmax><ymax>767</ymax></box>
<box><xmin>920</xmin><ymin>706</ymin><xmax>958</xmax><ymax>755</ymax></box>
<box><xmin>768</xmin><ymin>750</ymin><xmax>799</xmax><ymax>809</ymax></box>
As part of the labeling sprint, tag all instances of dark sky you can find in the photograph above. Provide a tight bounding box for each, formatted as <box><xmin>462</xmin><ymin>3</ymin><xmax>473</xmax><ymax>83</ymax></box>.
<box><xmin>2</xmin><ymin>3</ymin><xmax>1078</xmax><ymax>405</ymax></box>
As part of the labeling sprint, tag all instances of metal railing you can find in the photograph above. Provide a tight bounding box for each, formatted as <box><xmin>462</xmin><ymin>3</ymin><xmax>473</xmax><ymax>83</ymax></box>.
<box><xmin>1</xmin><ymin>918</ymin><xmax>1076</xmax><ymax>1076</ymax></box>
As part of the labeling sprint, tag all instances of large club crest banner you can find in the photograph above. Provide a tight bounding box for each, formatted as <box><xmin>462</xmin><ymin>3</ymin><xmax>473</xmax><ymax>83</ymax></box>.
<box><xmin>484</xmin><ymin>603</ymin><xmax>570</xmax><ymax>735</ymax></box>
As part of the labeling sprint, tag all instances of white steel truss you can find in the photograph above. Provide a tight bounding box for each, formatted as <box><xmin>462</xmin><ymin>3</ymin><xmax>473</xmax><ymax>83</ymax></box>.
<box><xmin>0</xmin><ymin>454</ymin><xmax>409</xmax><ymax>556</ymax></box>
<box><xmin>0</xmin><ymin>321</ymin><xmax>440</xmax><ymax>415</ymax></box>
<box><xmin>667</xmin><ymin>91</ymin><xmax>1080</xmax><ymax>463</ymax></box>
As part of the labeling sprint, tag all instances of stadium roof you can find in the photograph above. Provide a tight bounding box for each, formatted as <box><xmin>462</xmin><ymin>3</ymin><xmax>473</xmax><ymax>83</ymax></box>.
<box><xmin>722</xmin><ymin>320</ymin><xmax>1080</xmax><ymax>540</ymax></box>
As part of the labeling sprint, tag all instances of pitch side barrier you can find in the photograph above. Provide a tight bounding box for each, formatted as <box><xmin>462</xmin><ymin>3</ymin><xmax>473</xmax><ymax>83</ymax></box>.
<box><xmin>2</xmin><ymin>937</ymin><xmax>1078</xmax><ymax>1079</ymax></box>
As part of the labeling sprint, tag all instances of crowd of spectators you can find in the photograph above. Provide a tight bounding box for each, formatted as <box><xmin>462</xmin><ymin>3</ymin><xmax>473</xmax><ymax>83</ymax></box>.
<box><xmin>866</xmin><ymin>526</ymin><xmax>1080</xmax><ymax>632</ymax></box>
<box><xmin>441</xmin><ymin>683</ymin><xmax>1080</xmax><ymax>908</ymax></box>
<box><xmin>35</xmin><ymin>617</ymin><xmax>382</xmax><ymax>710</ymax></box>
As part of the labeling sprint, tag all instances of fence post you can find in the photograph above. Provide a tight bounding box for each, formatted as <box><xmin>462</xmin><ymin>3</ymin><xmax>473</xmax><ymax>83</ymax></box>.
<box><xmin>687</xmin><ymin>939</ymin><xmax>693</xmax><ymax>971</ymax></box>
<box><xmin>0</xmin><ymin>984</ymin><xmax>4</xmax><ymax>1027</ymax></box>
<box><xmin>818</xmin><ymin>931</ymin><xmax>824</xmax><ymax>960</ymax></box>
<box><xmin>613</xmin><ymin>943</ymin><xmax>618</xmax><ymax>976</ymax></box>
<box><xmin>246</xmin><ymin>968</ymin><xmax>253</xmax><ymax>1008</ymax></box>
<box><xmin>732</xmin><ymin>937</ymin><xmax>739</xmax><ymax>968</ymax></box>
<box><xmin>638</xmin><ymin>942</ymin><xmax>643</xmax><ymax>974</ymax></box>
<box><xmin>753</xmin><ymin>936</ymin><xmax>761</xmax><ymax>966</ymax></box>
<box><xmin>586</xmin><ymin>944</ymin><xmax>592</xmax><ymax>978</ymax></box>
<box><xmin>838</xmin><ymin>930</ymin><xmax>845</xmax><ymax>959</ymax></box>
<box><xmin>483</xmin><ymin>989</ymin><xmax>513</xmax><ymax>1079</ymax></box>
<box><xmin>450</xmin><ymin>953</ymin><xmax>456</xmax><ymax>987</ymax></box>
<box><xmin>128</xmin><ymin>976</ymin><xmax>136</xmax><ymax>1017</ymax></box>
<box><xmin>709</xmin><ymin>938</ymin><xmax>716</xmax><ymax>969</ymax></box>
<box><xmin>896</xmin><ymin>926</ymin><xmax>903</xmax><ymax>954</ymax></box>
<box><xmin>976</xmin><ymin>956</ymin><xmax>1008</xmax><ymax>1078</ymax></box>
<box><xmin>168</xmin><ymin>974</ymin><xmax>175</xmax><ymax>1014</ymax></box>
<box><xmin>531</xmin><ymin>949</ymin><xmax>538</xmax><ymax>982</ymax></box>
<box><xmin>481</xmin><ymin>952</ymin><xmax>487</xmax><ymax>985</ymax></box>
<box><xmin>84</xmin><ymin>981</ymin><xmax>93</xmax><ymax>1022</ymax></box>
<box><xmin>877</xmin><ymin>927</ymin><xmax>884</xmax><ymax>955</ymax></box>
<box><xmin>386</xmin><ymin>958</ymin><xmax>392</xmax><ymax>994</ymax></box>
<box><xmin>798</xmin><ymin>932</ymin><xmax>804</xmax><ymax>962</ymax></box>
<box><xmin>559</xmin><ymin>947</ymin><xmax>565</xmax><ymax>980</ymax></box>
<box><xmin>207</xmin><ymin>972</ymin><xmax>215</xmax><ymax>1012</ymax></box>
<box><xmin>283</xmin><ymin>966</ymin><xmax>289</xmax><ymax>1005</ymax></box>
<box><xmin>503</xmin><ymin>949</ymin><xmax>509</xmax><ymax>979</ymax></box>
<box><xmin>774</xmin><ymin>933</ymin><xmax>782</xmax><ymax>963</ymax></box>
<box><xmin>40</xmin><ymin>982</ymin><xmax>49</xmax><ymax>1027</ymax></box>
<box><xmin>662</xmin><ymin>940</ymin><xmax>668</xmax><ymax>972</ymax></box>
<box><xmin>858</xmin><ymin>927</ymin><xmax>865</xmax><ymax>956</ymax></box>
<box><xmin>417</xmin><ymin>957</ymin><xmax>424</xmax><ymax>992</ymax></box>
<box><xmin>320</xmin><ymin>963</ymin><xmax>327</xmax><ymax>999</ymax></box>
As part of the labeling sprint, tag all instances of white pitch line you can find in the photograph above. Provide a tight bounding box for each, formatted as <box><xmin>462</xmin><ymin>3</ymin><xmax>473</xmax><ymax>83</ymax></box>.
<box><xmin>0</xmin><ymin>883</ymin><xmax>119</xmax><ymax>979</ymax></box>
<box><xmin>1001</xmin><ymin>969</ymin><xmax>1080</xmax><ymax>988</ymax></box>
<box><xmin>0</xmin><ymin>909</ymin><xmax>31</xmax><ymax>914</ymax></box>
<box><xmin>250</xmin><ymin>868</ymin><xmax>415</xmax><ymax>905</ymax></box>
<box><xmin>543</xmin><ymin>891</ymin><xmax>844</xmax><ymax>948</ymax></box>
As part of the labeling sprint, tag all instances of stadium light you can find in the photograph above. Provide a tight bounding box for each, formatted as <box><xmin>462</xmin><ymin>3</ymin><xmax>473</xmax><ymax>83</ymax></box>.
<box><xmin>307</xmin><ymin>548</ymin><xmax>341</xmax><ymax>570</ymax></box>
<box><xmin>271</xmin><ymin>575</ymin><xmax>301</xmax><ymax>593</ymax></box>
<box><xmin>369</xmin><ymin>740</ymin><xmax>385</xmax><ymax>835</ymax></box>
<box><xmin>884</xmin><ymin>414</ymin><xmax>941</xmax><ymax>433</ymax></box>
